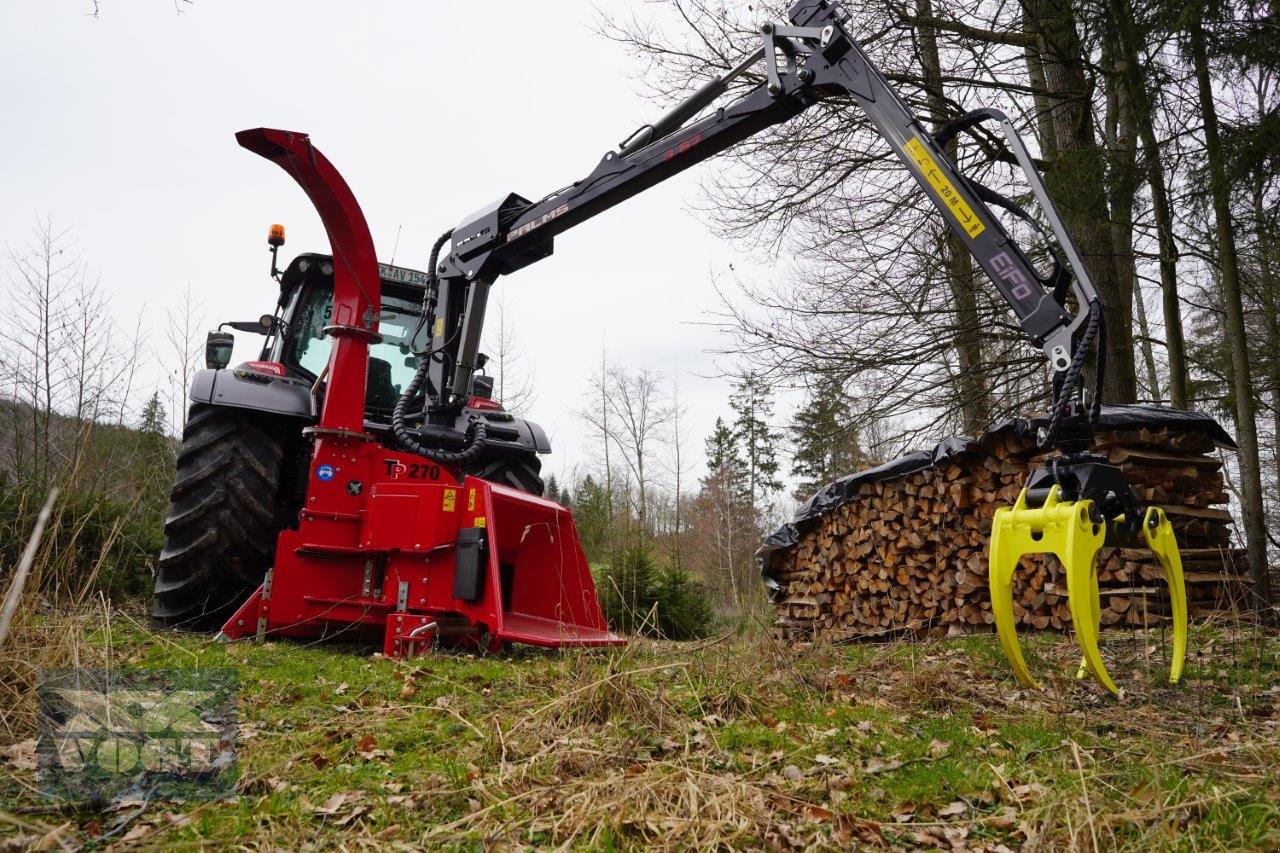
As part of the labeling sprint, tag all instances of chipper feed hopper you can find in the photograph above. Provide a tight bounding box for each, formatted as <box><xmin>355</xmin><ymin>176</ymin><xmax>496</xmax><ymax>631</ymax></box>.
<box><xmin>157</xmin><ymin>0</ymin><xmax>1185</xmax><ymax>688</ymax></box>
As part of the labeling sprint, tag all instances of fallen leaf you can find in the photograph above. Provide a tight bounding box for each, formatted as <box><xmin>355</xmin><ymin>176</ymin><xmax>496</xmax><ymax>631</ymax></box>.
<box><xmin>802</xmin><ymin>804</ymin><xmax>832</xmax><ymax>822</ymax></box>
<box><xmin>121</xmin><ymin>823</ymin><xmax>154</xmax><ymax>842</ymax></box>
<box><xmin>334</xmin><ymin>682</ymin><xmax>349</xmax><ymax>695</ymax></box>
<box><xmin>1130</xmin><ymin>779</ymin><xmax>1158</xmax><ymax>804</ymax></box>
<box><xmin>814</xmin><ymin>754</ymin><xmax>839</xmax><ymax>766</ymax></box>
<box><xmin>356</xmin><ymin>734</ymin><xmax>377</xmax><ymax>756</ymax></box>
<box><xmin>863</xmin><ymin>757</ymin><xmax>903</xmax><ymax>775</ymax></box>
<box><xmin>2</xmin><ymin>738</ymin><xmax>37</xmax><ymax>771</ymax></box>
<box><xmin>314</xmin><ymin>792</ymin><xmax>352</xmax><ymax>815</ymax></box>
<box><xmin>928</xmin><ymin>739</ymin><xmax>951</xmax><ymax>758</ymax></box>
<box><xmin>938</xmin><ymin>800</ymin><xmax>968</xmax><ymax>818</ymax></box>
<box><xmin>333</xmin><ymin>805</ymin><xmax>369</xmax><ymax>827</ymax></box>
<box><xmin>783</xmin><ymin>764</ymin><xmax>803</xmax><ymax>781</ymax></box>
<box><xmin>1010</xmin><ymin>782</ymin><xmax>1046</xmax><ymax>803</ymax></box>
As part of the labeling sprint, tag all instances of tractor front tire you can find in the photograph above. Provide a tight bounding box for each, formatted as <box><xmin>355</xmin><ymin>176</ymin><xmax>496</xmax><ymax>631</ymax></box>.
<box><xmin>468</xmin><ymin>449</ymin><xmax>545</xmax><ymax>496</ymax></box>
<box><xmin>152</xmin><ymin>404</ymin><xmax>287</xmax><ymax>631</ymax></box>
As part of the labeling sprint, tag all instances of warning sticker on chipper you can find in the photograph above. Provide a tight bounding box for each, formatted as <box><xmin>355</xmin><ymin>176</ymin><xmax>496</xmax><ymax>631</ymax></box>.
<box><xmin>904</xmin><ymin>137</ymin><xmax>985</xmax><ymax>238</ymax></box>
<box><xmin>442</xmin><ymin>488</ymin><xmax>457</xmax><ymax>512</ymax></box>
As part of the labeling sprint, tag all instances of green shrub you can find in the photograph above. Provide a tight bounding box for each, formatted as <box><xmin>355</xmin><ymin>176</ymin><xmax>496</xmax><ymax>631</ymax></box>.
<box><xmin>595</xmin><ymin>546</ymin><xmax>714</xmax><ymax>640</ymax></box>
<box><xmin>653</xmin><ymin>566</ymin><xmax>716</xmax><ymax>641</ymax></box>
<box><xmin>0</xmin><ymin>487</ymin><xmax>163</xmax><ymax>601</ymax></box>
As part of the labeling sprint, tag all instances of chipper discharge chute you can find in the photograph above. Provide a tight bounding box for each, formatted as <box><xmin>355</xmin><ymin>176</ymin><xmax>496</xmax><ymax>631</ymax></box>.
<box><xmin>163</xmin><ymin>0</ymin><xmax>1187</xmax><ymax>684</ymax></box>
<box><xmin>213</xmin><ymin>128</ymin><xmax>622</xmax><ymax>656</ymax></box>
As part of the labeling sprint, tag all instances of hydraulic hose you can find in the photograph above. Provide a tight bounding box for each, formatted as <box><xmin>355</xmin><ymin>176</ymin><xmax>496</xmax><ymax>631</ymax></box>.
<box><xmin>1039</xmin><ymin>301</ymin><xmax>1102</xmax><ymax>451</ymax></box>
<box><xmin>391</xmin><ymin>229</ymin><xmax>489</xmax><ymax>466</ymax></box>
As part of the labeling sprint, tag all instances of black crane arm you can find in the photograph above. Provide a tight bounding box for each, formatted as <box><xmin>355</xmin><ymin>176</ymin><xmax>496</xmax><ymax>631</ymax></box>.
<box><xmin>427</xmin><ymin>0</ymin><xmax>1104</xmax><ymax>450</ymax></box>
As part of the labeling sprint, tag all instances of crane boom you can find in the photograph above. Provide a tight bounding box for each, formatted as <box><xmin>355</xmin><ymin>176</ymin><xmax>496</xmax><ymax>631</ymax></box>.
<box><xmin>397</xmin><ymin>0</ymin><xmax>1188</xmax><ymax>694</ymax></box>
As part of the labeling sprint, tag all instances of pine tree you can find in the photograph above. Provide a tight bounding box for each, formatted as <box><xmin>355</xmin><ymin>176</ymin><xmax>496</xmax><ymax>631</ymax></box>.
<box><xmin>138</xmin><ymin>390</ymin><xmax>173</xmax><ymax>527</ymax></box>
<box><xmin>790</xmin><ymin>375</ymin><xmax>866</xmax><ymax>501</ymax></box>
<box><xmin>695</xmin><ymin>417</ymin><xmax>755</xmax><ymax>609</ymax></box>
<box><xmin>703</xmin><ymin>417</ymin><xmax>747</xmax><ymax>491</ymax></box>
<box><xmin>544</xmin><ymin>474</ymin><xmax>561</xmax><ymax>503</ymax></box>
<box><xmin>728</xmin><ymin>372</ymin><xmax>782</xmax><ymax>508</ymax></box>
<box><xmin>570</xmin><ymin>474</ymin><xmax>611</xmax><ymax>563</ymax></box>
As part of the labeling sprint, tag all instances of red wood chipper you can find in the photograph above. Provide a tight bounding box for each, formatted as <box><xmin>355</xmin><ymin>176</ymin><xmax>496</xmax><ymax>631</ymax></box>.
<box><xmin>203</xmin><ymin>129</ymin><xmax>622</xmax><ymax>656</ymax></box>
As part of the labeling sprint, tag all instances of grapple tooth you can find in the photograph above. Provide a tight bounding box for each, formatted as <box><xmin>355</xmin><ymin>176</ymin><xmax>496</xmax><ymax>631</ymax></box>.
<box><xmin>989</xmin><ymin>488</ymin><xmax>1041</xmax><ymax>690</ymax></box>
<box><xmin>1061</xmin><ymin>501</ymin><xmax>1115</xmax><ymax>693</ymax></box>
<box><xmin>1142</xmin><ymin>507</ymin><xmax>1188</xmax><ymax>684</ymax></box>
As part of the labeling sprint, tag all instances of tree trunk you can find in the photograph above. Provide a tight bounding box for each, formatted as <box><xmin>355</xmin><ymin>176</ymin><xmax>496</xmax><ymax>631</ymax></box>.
<box><xmin>1106</xmin><ymin>0</ymin><xmax>1189</xmax><ymax>407</ymax></box>
<box><xmin>917</xmin><ymin>0</ymin><xmax>991</xmax><ymax>433</ymax></box>
<box><xmin>1132</xmin><ymin>283</ymin><xmax>1162</xmax><ymax>401</ymax></box>
<box><xmin>1026</xmin><ymin>0</ymin><xmax>1137</xmax><ymax>402</ymax></box>
<box><xmin>1103</xmin><ymin>38</ymin><xmax>1158</xmax><ymax>401</ymax></box>
<box><xmin>1253</xmin><ymin>183</ymin><xmax>1280</xmax><ymax>519</ymax></box>
<box><xmin>1189</xmin><ymin>21</ymin><xmax>1272</xmax><ymax>609</ymax></box>
<box><xmin>1023</xmin><ymin>28</ymin><xmax>1059</xmax><ymax>159</ymax></box>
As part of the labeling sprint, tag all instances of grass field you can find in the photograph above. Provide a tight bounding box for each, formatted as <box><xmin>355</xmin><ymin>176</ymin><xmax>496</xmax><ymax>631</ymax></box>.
<box><xmin>2</xmin><ymin>615</ymin><xmax>1278</xmax><ymax>850</ymax></box>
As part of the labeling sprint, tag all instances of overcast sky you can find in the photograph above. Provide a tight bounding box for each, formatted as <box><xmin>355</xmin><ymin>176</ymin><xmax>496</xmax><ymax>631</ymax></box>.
<box><xmin>1</xmin><ymin>1</ymin><xmax>786</xmax><ymax>486</ymax></box>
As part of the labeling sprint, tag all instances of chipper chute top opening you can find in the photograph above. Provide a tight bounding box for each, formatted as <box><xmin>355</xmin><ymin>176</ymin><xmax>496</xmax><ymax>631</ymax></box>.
<box><xmin>154</xmin><ymin>0</ymin><xmax>1186</xmax><ymax>692</ymax></box>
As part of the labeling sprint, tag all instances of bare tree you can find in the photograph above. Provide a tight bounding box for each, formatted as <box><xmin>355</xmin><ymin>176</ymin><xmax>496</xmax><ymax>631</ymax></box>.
<box><xmin>2</xmin><ymin>216</ymin><xmax>80</xmax><ymax>487</ymax></box>
<box><xmin>161</xmin><ymin>283</ymin><xmax>205</xmax><ymax>435</ymax></box>
<box><xmin>576</xmin><ymin>345</ymin><xmax>616</xmax><ymax>528</ymax></box>
<box><xmin>483</xmin><ymin>291</ymin><xmax>536</xmax><ymax>413</ymax></box>
<box><xmin>660</xmin><ymin>375</ymin><xmax>693</xmax><ymax>569</ymax></box>
<box><xmin>1</xmin><ymin>215</ymin><xmax>148</xmax><ymax>492</ymax></box>
<box><xmin>604</xmin><ymin>367</ymin><xmax>672</xmax><ymax>533</ymax></box>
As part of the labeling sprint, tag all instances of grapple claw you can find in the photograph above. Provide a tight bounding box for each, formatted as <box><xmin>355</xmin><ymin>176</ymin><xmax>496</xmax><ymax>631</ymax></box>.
<box><xmin>989</xmin><ymin>487</ymin><xmax>1041</xmax><ymax>689</ymax></box>
<box><xmin>1141</xmin><ymin>507</ymin><xmax>1187</xmax><ymax>684</ymax></box>
<box><xmin>989</xmin><ymin>485</ymin><xmax>1115</xmax><ymax>693</ymax></box>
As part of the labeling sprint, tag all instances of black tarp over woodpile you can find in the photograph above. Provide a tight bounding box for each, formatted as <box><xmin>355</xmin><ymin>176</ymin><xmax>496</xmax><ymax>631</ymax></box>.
<box><xmin>760</xmin><ymin>405</ymin><xmax>1245</xmax><ymax>641</ymax></box>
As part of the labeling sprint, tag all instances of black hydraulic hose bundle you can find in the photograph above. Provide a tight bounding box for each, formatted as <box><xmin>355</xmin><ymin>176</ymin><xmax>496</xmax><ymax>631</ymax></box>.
<box><xmin>1039</xmin><ymin>301</ymin><xmax>1103</xmax><ymax>451</ymax></box>
<box><xmin>391</xmin><ymin>230</ymin><xmax>489</xmax><ymax>466</ymax></box>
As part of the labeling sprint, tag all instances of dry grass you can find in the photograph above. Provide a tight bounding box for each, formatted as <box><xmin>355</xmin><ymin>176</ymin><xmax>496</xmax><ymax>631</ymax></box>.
<box><xmin>0</xmin><ymin>496</ymin><xmax>129</xmax><ymax>742</ymax></box>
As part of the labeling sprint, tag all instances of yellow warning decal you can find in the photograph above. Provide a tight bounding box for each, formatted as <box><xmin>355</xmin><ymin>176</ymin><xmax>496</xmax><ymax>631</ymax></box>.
<box><xmin>433</xmin><ymin>318</ymin><xmax>445</xmax><ymax>338</ymax></box>
<box><xmin>442</xmin><ymin>488</ymin><xmax>457</xmax><ymax>512</ymax></box>
<box><xmin>467</xmin><ymin>489</ymin><xmax>476</xmax><ymax>512</ymax></box>
<box><xmin>474</xmin><ymin>516</ymin><xmax>486</xmax><ymax>528</ymax></box>
<box><xmin>904</xmin><ymin>137</ymin><xmax>985</xmax><ymax>238</ymax></box>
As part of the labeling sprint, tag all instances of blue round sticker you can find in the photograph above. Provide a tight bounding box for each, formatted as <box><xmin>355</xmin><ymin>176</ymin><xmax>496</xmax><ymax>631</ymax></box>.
<box><xmin>316</xmin><ymin>464</ymin><xmax>335</xmax><ymax>481</ymax></box>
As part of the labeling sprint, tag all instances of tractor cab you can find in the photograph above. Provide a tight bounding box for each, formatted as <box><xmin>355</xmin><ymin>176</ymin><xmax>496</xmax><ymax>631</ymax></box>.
<box><xmin>202</xmin><ymin>251</ymin><xmax>501</xmax><ymax>424</ymax></box>
<box><xmin>268</xmin><ymin>252</ymin><xmax>438</xmax><ymax>421</ymax></box>
<box><xmin>188</xmin><ymin>230</ymin><xmax>551</xmax><ymax>502</ymax></box>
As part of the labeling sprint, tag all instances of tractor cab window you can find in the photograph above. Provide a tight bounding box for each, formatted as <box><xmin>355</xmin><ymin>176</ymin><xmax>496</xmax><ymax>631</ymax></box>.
<box><xmin>282</xmin><ymin>283</ymin><xmax>429</xmax><ymax>416</ymax></box>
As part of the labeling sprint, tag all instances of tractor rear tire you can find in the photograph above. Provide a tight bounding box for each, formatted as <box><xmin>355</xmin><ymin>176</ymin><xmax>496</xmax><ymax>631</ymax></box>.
<box><xmin>468</xmin><ymin>449</ymin><xmax>544</xmax><ymax>496</ymax></box>
<box><xmin>152</xmin><ymin>404</ymin><xmax>287</xmax><ymax>631</ymax></box>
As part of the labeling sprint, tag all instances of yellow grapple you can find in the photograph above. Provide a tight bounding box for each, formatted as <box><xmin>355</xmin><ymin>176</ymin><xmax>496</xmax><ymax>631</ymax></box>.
<box><xmin>988</xmin><ymin>484</ymin><xmax>1187</xmax><ymax>694</ymax></box>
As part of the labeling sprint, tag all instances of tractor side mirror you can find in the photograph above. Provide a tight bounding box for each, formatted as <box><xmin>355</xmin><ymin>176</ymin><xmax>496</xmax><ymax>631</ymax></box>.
<box><xmin>205</xmin><ymin>331</ymin><xmax>234</xmax><ymax>370</ymax></box>
<box><xmin>224</xmin><ymin>315</ymin><xmax>279</xmax><ymax>335</ymax></box>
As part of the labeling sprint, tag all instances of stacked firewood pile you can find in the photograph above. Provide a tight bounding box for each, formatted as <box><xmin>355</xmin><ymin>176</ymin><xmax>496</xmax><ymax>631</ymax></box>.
<box><xmin>763</xmin><ymin>413</ymin><xmax>1246</xmax><ymax>642</ymax></box>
